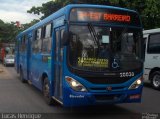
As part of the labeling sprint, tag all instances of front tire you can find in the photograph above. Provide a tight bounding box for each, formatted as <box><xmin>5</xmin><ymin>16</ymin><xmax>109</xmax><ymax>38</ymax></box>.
<box><xmin>43</xmin><ymin>77</ymin><xmax>54</xmax><ymax>105</ymax></box>
<box><xmin>150</xmin><ymin>71</ymin><xmax>160</xmax><ymax>90</ymax></box>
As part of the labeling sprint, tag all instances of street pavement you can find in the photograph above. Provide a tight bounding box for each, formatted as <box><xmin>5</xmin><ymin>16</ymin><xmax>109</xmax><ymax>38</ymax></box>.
<box><xmin>0</xmin><ymin>64</ymin><xmax>160</xmax><ymax>119</ymax></box>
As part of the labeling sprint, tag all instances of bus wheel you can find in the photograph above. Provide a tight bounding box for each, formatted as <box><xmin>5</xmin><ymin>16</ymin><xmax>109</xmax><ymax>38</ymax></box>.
<box><xmin>151</xmin><ymin>71</ymin><xmax>160</xmax><ymax>90</ymax></box>
<box><xmin>20</xmin><ymin>69</ymin><xmax>26</xmax><ymax>83</ymax></box>
<box><xmin>43</xmin><ymin>77</ymin><xmax>54</xmax><ymax>105</ymax></box>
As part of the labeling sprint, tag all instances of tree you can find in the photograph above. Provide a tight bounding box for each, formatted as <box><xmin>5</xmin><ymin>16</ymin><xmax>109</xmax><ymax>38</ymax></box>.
<box><xmin>27</xmin><ymin>0</ymin><xmax>112</xmax><ymax>19</ymax></box>
<box><xmin>115</xmin><ymin>0</ymin><xmax>160</xmax><ymax>29</ymax></box>
<box><xmin>22</xmin><ymin>19</ymin><xmax>39</xmax><ymax>30</ymax></box>
<box><xmin>141</xmin><ymin>0</ymin><xmax>160</xmax><ymax>29</ymax></box>
<box><xmin>27</xmin><ymin>1</ymin><xmax>63</xmax><ymax>19</ymax></box>
<box><xmin>0</xmin><ymin>19</ymin><xmax>21</xmax><ymax>43</ymax></box>
<box><xmin>27</xmin><ymin>0</ymin><xmax>160</xmax><ymax>29</ymax></box>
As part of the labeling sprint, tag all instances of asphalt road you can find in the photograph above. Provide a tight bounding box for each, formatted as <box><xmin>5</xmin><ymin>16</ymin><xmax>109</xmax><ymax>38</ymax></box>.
<box><xmin>0</xmin><ymin>65</ymin><xmax>160</xmax><ymax>119</ymax></box>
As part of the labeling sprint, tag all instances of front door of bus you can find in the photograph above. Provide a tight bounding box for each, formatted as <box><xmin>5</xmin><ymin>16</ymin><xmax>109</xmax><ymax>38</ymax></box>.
<box><xmin>54</xmin><ymin>27</ymin><xmax>64</xmax><ymax>101</ymax></box>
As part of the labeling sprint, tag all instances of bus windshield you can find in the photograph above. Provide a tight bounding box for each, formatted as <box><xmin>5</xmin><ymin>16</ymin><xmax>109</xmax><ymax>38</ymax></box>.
<box><xmin>69</xmin><ymin>25</ymin><xmax>142</xmax><ymax>72</ymax></box>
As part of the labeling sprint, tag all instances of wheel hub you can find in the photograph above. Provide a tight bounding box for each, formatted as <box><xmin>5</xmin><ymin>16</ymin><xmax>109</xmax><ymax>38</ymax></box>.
<box><xmin>153</xmin><ymin>75</ymin><xmax>160</xmax><ymax>87</ymax></box>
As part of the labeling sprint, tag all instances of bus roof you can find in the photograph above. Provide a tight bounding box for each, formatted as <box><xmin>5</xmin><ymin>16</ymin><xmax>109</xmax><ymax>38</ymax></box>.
<box><xmin>66</xmin><ymin>4</ymin><xmax>137</xmax><ymax>12</ymax></box>
<box><xmin>143</xmin><ymin>28</ymin><xmax>160</xmax><ymax>35</ymax></box>
<box><xmin>17</xmin><ymin>4</ymin><xmax>139</xmax><ymax>38</ymax></box>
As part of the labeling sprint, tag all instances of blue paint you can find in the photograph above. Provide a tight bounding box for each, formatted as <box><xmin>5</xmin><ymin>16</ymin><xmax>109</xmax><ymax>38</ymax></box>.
<box><xmin>15</xmin><ymin>4</ymin><xmax>143</xmax><ymax>107</ymax></box>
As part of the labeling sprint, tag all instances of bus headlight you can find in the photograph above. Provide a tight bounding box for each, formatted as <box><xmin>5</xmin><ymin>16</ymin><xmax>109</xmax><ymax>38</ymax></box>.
<box><xmin>65</xmin><ymin>76</ymin><xmax>87</xmax><ymax>92</ymax></box>
<box><xmin>129</xmin><ymin>77</ymin><xmax>143</xmax><ymax>90</ymax></box>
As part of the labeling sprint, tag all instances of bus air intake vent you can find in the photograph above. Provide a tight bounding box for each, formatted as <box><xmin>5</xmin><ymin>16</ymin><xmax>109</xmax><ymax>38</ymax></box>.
<box><xmin>84</xmin><ymin>77</ymin><xmax>129</xmax><ymax>84</ymax></box>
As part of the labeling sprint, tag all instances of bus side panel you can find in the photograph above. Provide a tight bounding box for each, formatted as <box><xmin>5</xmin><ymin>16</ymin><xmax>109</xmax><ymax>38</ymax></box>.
<box><xmin>30</xmin><ymin>53</ymin><xmax>41</xmax><ymax>88</ymax></box>
<box><xmin>30</xmin><ymin>53</ymin><xmax>51</xmax><ymax>90</ymax></box>
<box><xmin>19</xmin><ymin>52</ymin><xmax>27</xmax><ymax>80</ymax></box>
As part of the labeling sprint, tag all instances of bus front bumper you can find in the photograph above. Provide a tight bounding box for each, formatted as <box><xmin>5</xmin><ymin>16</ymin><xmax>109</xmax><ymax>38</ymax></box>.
<box><xmin>63</xmin><ymin>85</ymin><xmax>143</xmax><ymax>107</ymax></box>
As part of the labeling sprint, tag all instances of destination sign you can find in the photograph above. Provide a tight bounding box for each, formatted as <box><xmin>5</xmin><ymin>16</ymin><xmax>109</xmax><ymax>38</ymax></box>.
<box><xmin>78</xmin><ymin>57</ymin><xmax>109</xmax><ymax>68</ymax></box>
<box><xmin>70</xmin><ymin>8</ymin><xmax>141</xmax><ymax>27</ymax></box>
<box><xmin>77</xmin><ymin>11</ymin><xmax>131</xmax><ymax>23</ymax></box>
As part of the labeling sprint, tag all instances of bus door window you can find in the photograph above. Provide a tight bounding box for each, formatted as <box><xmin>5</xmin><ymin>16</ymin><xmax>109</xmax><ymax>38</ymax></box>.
<box><xmin>60</xmin><ymin>29</ymin><xmax>64</xmax><ymax>62</ymax></box>
<box><xmin>59</xmin><ymin>28</ymin><xmax>64</xmax><ymax>99</ymax></box>
<box><xmin>55</xmin><ymin>31</ymin><xmax>59</xmax><ymax>61</ymax></box>
<box><xmin>54</xmin><ymin>28</ymin><xmax>64</xmax><ymax>99</ymax></box>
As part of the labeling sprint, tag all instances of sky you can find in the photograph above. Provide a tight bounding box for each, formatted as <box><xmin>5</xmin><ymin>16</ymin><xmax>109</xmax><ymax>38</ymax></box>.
<box><xmin>0</xmin><ymin>0</ymin><xmax>52</xmax><ymax>24</ymax></box>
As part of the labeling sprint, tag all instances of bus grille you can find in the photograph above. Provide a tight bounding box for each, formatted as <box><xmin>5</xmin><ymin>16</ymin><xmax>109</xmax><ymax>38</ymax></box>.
<box><xmin>83</xmin><ymin>77</ymin><xmax>129</xmax><ymax>84</ymax></box>
<box><xmin>94</xmin><ymin>94</ymin><xmax>121</xmax><ymax>101</ymax></box>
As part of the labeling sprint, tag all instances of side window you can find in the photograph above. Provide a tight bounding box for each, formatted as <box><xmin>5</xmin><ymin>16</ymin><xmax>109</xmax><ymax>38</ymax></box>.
<box><xmin>42</xmin><ymin>23</ymin><xmax>53</xmax><ymax>53</ymax></box>
<box><xmin>45</xmin><ymin>24</ymin><xmax>52</xmax><ymax>38</ymax></box>
<box><xmin>20</xmin><ymin>35</ymin><xmax>27</xmax><ymax>52</ymax></box>
<box><xmin>32</xmin><ymin>31</ymin><xmax>36</xmax><ymax>53</ymax></box>
<box><xmin>148</xmin><ymin>33</ymin><xmax>160</xmax><ymax>53</ymax></box>
<box><xmin>33</xmin><ymin>28</ymin><xmax>42</xmax><ymax>53</ymax></box>
<box><xmin>37</xmin><ymin>28</ymin><xmax>42</xmax><ymax>40</ymax></box>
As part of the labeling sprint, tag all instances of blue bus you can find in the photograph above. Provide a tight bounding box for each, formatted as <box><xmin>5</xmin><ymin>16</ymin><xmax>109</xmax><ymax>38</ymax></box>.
<box><xmin>15</xmin><ymin>4</ymin><xmax>144</xmax><ymax>107</ymax></box>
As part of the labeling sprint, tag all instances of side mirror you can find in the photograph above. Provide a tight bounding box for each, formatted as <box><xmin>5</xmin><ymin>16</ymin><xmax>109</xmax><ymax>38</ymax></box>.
<box><xmin>61</xmin><ymin>30</ymin><xmax>70</xmax><ymax>46</ymax></box>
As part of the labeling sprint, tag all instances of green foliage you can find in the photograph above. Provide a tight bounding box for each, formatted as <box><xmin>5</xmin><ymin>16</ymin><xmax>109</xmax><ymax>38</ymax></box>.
<box><xmin>141</xmin><ymin>0</ymin><xmax>160</xmax><ymax>29</ymax></box>
<box><xmin>116</xmin><ymin>0</ymin><xmax>160</xmax><ymax>29</ymax></box>
<box><xmin>0</xmin><ymin>18</ymin><xmax>40</xmax><ymax>43</ymax></box>
<box><xmin>26</xmin><ymin>0</ymin><xmax>160</xmax><ymax>29</ymax></box>
<box><xmin>27</xmin><ymin>0</ymin><xmax>160</xmax><ymax>29</ymax></box>
<box><xmin>23</xmin><ymin>19</ymin><xmax>39</xmax><ymax>30</ymax></box>
<box><xmin>0</xmin><ymin>20</ymin><xmax>21</xmax><ymax>43</ymax></box>
<box><xmin>27</xmin><ymin>1</ymin><xmax>63</xmax><ymax>19</ymax></box>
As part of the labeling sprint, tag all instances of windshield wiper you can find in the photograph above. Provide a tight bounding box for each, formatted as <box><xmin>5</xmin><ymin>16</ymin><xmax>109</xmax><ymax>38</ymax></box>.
<box><xmin>87</xmin><ymin>23</ymin><xmax>100</xmax><ymax>56</ymax></box>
